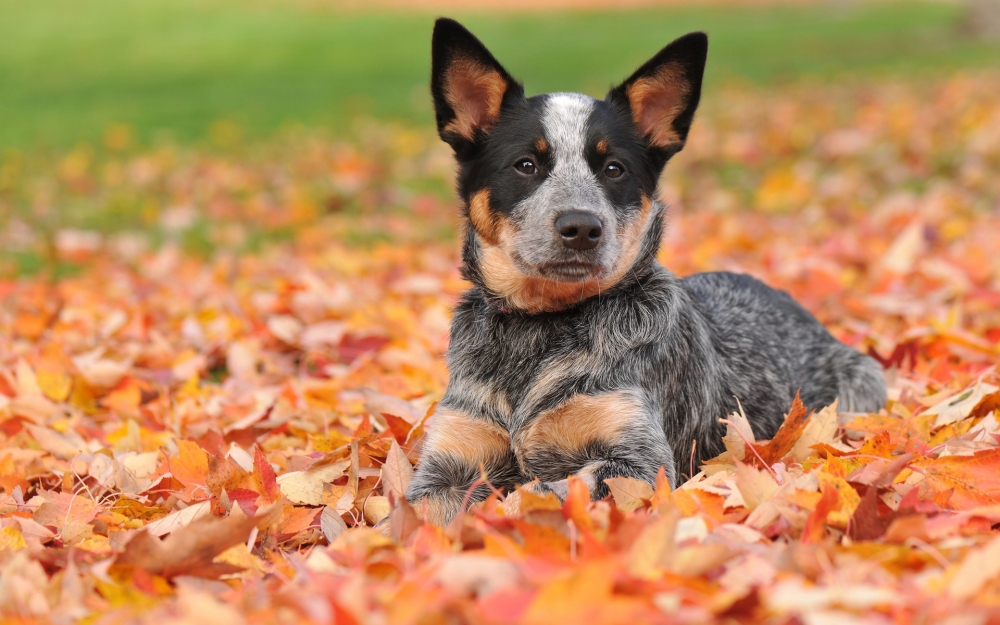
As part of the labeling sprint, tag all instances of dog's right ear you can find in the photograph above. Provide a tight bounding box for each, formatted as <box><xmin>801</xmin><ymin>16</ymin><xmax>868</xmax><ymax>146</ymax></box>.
<box><xmin>431</xmin><ymin>18</ymin><xmax>522</xmax><ymax>152</ymax></box>
<box><xmin>607</xmin><ymin>32</ymin><xmax>708</xmax><ymax>160</ymax></box>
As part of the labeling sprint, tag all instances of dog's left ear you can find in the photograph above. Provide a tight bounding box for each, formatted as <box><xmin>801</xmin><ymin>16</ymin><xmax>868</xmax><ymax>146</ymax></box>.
<box><xmin>608</xmin><ymin>32</ymin><xmax>708</xmax><ymax>157</ymax></box>
<box><xmin>431</xmin><ymin>18</ymin><xmax>522</xmax><ymax>151</ymax></box>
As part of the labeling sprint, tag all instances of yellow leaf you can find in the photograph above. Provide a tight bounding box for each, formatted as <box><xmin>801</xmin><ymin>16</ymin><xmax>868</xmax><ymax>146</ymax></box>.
<box><xmin>276</xmin><ymin>459</ymin><xmax>350</xmax><ymax>506</ymax></box>
<box><xmin>36</xmin><ymin>369</ymin><xmax>72</xmax><ymax>403</ymax></box>
<box><xmin>0</xmin><ymin>526</ymin><xmax>26</xmax><ymax>552</ymax></box>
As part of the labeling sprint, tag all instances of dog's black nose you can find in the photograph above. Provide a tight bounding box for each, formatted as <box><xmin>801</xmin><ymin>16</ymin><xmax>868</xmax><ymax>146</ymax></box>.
<box><xmin>555</xmin><ymin>212</ymin><xmax>603</xmax><ymax>250</ymax></box>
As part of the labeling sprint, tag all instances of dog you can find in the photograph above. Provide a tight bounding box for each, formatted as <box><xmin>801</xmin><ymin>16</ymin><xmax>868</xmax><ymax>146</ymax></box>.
<box><xmin>404</xmin><ymin>18</ymin><xmax>886</xmax><ymax>525</ymax></box>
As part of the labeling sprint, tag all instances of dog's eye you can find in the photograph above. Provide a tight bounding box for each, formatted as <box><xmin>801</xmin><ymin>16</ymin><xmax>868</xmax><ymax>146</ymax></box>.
<box><xmin>604</xmin><ymin>162</ymin><xmax>625</xmax><ymax>179</ymax></box>
<box><xmin>514</xmin><ymin>160</ymin><xmax>537</xmax><ymax>175</ymax></box>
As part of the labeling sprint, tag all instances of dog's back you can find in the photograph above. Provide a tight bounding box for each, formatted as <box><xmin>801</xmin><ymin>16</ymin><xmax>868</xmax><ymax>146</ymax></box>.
<box><xmin>681</xmin><ymin>271</ymin><xmax>886</xmax><ymax>442</ymax></box>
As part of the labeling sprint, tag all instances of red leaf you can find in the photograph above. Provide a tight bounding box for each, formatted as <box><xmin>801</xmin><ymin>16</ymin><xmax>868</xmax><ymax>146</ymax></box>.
<box><xmin>802</xmin><ymin>484</ymin><xmax>838</xmax><ymax>543</ymax></box>
<box><xmin>383</xmin><ymin>413</ymin><xmax>413</xmax><ymax>445</ymax></box>
<box><xmin>254</xmin><ymin>445</ymin><xmax>278</xmax><ymax>501</ymax></box>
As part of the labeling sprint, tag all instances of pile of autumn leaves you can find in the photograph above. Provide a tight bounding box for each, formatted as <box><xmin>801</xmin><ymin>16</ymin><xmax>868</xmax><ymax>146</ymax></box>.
<box><xmin>2</xmin><ymin>72</ymin><xmax>1000</xmax><ymax>624</ymax></box>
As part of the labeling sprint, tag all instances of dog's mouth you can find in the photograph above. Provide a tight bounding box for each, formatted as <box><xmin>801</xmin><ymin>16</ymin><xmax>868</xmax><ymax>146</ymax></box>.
<box><xmin>536</xmin><ymin>261</ymin><xmax>603</xmax><ymax>282</ymax></box>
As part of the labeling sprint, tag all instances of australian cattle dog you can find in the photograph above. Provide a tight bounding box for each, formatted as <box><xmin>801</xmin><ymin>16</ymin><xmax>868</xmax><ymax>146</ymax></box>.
<box><xmin>405</xmin><ymin>18</ymin><xmax>886</xmax><ymax>525</ymax></box>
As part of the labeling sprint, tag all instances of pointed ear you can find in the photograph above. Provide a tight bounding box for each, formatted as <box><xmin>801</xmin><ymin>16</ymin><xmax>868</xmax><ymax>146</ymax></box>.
<box><xmin>608</xmin><ymin>32</ymin><xmax>708</xmax><ymax>156</ymax></box>
<box><xmin>431</xmin><ymin>18</ymin><xmax>522</xmax><ymax>148</ymax></box>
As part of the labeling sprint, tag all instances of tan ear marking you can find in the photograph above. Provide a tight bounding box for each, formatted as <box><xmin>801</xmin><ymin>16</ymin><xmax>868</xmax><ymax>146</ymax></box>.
<box><xmin>625</xmin><ymin>61</ymin><xmax>689</xmax><ymax>149</ymax></box>
<box><xmin>442</xmin><ymin>58</ymin><xmax>508</xmax><ymax>140</ymax></box>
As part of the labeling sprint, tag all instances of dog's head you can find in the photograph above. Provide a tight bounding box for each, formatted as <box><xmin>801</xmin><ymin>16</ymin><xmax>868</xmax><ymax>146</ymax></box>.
<box><xmin>431</xmin><ymin>18</ymin><xmax>707</xmax><ymax>313</ymax></box>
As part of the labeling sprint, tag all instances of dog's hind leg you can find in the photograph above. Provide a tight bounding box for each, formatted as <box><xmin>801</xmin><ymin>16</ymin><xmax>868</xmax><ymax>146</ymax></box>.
<box><xmin>835</xmin><ymin>349</ymin><xmax>887</xmax><ymax>413</ymax></box>
<box><xmin>801</xmin><ymin>345</ymin><xmax>887</xmax><ymax>414</ymax></box>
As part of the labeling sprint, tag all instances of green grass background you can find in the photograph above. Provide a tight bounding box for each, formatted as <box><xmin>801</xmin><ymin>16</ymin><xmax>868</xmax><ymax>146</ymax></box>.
<box><xmin>2</xmin><ymin>0</ymin><xmax>998</xmax><ymax>149</ymax></box>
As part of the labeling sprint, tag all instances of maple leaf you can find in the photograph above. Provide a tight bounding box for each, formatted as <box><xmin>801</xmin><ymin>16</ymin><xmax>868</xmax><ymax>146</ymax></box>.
<box><xmin>750</xmin><ymin>392</ymin><xmax>810</xmax><ymax>467</ymax></box>
<box><xmin>917</xmin><ymin>447</ymin><xmax>1000</xmax><ymax>509</ymax></box>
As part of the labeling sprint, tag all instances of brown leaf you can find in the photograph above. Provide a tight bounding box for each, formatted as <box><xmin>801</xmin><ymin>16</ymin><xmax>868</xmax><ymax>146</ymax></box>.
<box><xmin>115</xmin><ymin>504</ymin><xmax>277</xmax><ymax>579</ymax></box>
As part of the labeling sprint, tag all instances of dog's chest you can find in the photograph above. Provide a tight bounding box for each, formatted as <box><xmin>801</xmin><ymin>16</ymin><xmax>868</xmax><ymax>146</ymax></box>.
<box><xmin>449</xmin><ymin>316</ymin><xmax>578</xmax><ymax>414</ymax></box>
<box><xmin>446</xmin><ymin>301</ymin><xmax>656</xmax><ymax>477</ymax></box>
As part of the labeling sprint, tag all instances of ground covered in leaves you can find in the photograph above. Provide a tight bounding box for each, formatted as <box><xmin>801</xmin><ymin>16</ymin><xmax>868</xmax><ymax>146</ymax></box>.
<box><xmin>2</xmin><ymin>72</ymin><xmax>1000</xmax><ymax>624</ymax></box>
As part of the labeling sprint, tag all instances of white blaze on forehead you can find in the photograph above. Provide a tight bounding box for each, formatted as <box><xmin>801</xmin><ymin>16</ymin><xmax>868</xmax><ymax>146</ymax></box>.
<box><xmin>510</xmin><ymin>92</ymin><xmax>620</xmax><ymax>274</ymax></box>
<box><xmin>542</xmin><ymin>93</ymin><xmax>596</xmax><ymax>180</ymax></box>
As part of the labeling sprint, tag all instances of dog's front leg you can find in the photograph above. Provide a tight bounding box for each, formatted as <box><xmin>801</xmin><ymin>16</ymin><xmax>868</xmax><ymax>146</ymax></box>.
<box><xmin>405</xmin><ymin>405</ymin><xmax>521</xmax><ymax>526</ymax></box>
<box><xmin>515</xmin><ymin>389</ymin><xmax>677</xmax><ymax>503</ymax></box>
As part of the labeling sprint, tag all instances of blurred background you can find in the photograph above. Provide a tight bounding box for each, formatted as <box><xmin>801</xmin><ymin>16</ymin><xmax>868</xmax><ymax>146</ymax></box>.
<box><xmin>1</xmin><ymin>0</ymin><xmax>999</xmax><ymax>276</ymax></box>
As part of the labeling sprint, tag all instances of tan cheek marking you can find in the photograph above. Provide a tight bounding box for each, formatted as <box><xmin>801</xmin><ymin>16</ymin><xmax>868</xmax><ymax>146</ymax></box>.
<box><xmin>535</xmin><ymin>138</ymin><xmax>548</xmax><ymax>153</ymax></box>
<box><xmin>596</xmin><ymin>139</ymin><xmax>608</xmax><ymax>154</ymax></box>
<box><xmin>442</xmin><ymin>58</ymin><xmax>508</xmax><ymax>140</ymax></box>
<box><xmin>626</xmin><ymin>62</ymin><xmax>689</xmax><ymax>149</ymax></box>
<box><xmin>468</xmin><ymin>189</ymin><xmax>502</xmax><ymax>246</ymax></box>
<box><xmin>424</xmin><ymin>407</ymin><xmax>511</xmax><ymax>468</ymax></box>
<box><xmin>519</xmin><ymin>391</ymin><xmax>644</xmax><ymax>457</ymax></box>
<box><xmin>608</xmin><ymin>193</ymin><xmax>655</xmax><ymax>280</ymax></box>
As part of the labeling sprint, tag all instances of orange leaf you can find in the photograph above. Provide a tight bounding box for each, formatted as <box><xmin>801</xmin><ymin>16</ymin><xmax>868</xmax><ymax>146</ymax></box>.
<box><xmin>169</xmin><ymin>440</ymin><xmax>210</xmax><ymax>500</ymax></box>
<box><xmin>751</xmin><ymin>392</ymin><xmax>809</xmax><ymax>466</ymax></box>
<box><xmin>802</xmin><ymin>484</ymin><xmax>838</xmax><ymax>543</ymax></box>
<box><xmin>857</xmin><ymin>431</ymin><xmax>893</xmax><ymax>461</ymax></box>
<box><xmin>917</xmin><ymin>447</ymin><xmax>1000</xmax><ymax>510</ymax></box>
<box><xmin>562</xmin><ymin>475</ymin><xmax>593</xmax><ymax>531</ymax></box>
<box><xmin>383</xmin><ymin>413</ymin><xmax>413</xmax><ymax>445</ymax></box>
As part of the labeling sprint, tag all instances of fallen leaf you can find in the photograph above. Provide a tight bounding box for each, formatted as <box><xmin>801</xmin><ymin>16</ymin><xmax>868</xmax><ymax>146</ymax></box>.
<box><xmin>604</xmin><ymin>476</ymin><xmax>653</xmax><ymax>512</ymax></box>
<box><xmin>276</xmin><ymin>460</ymin><xmax>350</xmax><ymax>506</ymax></box>
<box><xmin>115</xmin><ymin>504</ymin><xmax>276</xmax><ymax>579</ymax></box>
<box><xmin>381</xmin><ymin>439</ymin><xmax>413</xmax><ymax>502</ymax></box>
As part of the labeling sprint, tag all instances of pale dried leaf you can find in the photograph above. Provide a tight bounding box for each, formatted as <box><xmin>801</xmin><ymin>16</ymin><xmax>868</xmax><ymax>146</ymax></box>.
<box><xmin>722</xmin><ymin>406</ymin><xmax>755</xmax><ymax>462</ymax></box>
<box><xmin>144</xmin><ymin>500</ymin><xmax>212</xmax><ymax>537</ymax></box>
<box><xmin>381</xmin><ymin>439</ymin><xmax>413</xmax><ymax>502</ymax></box>
<box><xmin>362</xmin><ymin>388</ymin><xmax>422</xmax><ymax>424</ymax></box>
<box><xmin>928</xmin><ymin>382</ymin><xmax>999</xmax><ymax>428</ymax></box>
<box><xmin>277</xmin><ymin>460</ymin><xmax>350</xmax><ymax>506</ymax></box>
<box><xmin>320</xmin><ymin>506</ymin><xmax>348</xmax><ymax>542</ymax></box>
<box><xmin>604</xmin><ymin>476</ymin><xmax>654</xmax><ymax>511</ymax></box>
<box><xmin>25</xmin><ymin>424</ymin><xmax>85</xmax><ymax>460</ymax></box>
<box><xmin>735</xmin><ymin>462</ymin><xmax>780</xmax><ymax>510</ymax></box>
<box><xmin>791</xmin><ymin>400</ymin><xmax>847</xmax><ymax>461</ymax></box>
